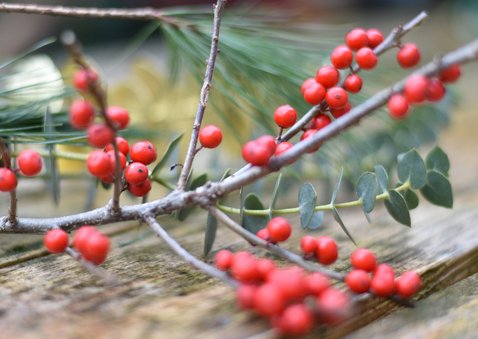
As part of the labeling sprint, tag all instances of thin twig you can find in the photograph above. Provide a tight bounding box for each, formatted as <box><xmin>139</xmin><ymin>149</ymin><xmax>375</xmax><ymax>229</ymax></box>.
<box><xmin>208</xmin><ymin>206</ymin><xmax>344</xmax><ymax>281</ymax></box>
<box><xmin>65</xmin><ymin>247</ymin><xmax>119</xmax><ymax>285</ymax></box>
<box><xmin>176</xmin><ymin>0</ymin><xmax>227</xmax><ymax>191</ymax></box>
<box><xmin>0</xmin><ymin>138</ymin><xmax>17</xmax><ymax>225</ymax></box>
<box><xmin>0</xmin><ymin>3</ymin><xmax>187</xmax><ymax>28</ymax></box>
<box><xmin>144</xmin><ymin>214</ymin><xmax>238</xmax><ymax>287</ymax></box>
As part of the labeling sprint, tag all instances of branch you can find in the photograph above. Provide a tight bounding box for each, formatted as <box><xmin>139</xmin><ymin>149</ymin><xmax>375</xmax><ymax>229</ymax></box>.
<box><xmin>176</xmin><ymin>0</ymin><xmax>227</xmax><ymax>191</ymax></box>
<box><xmin>0</xmin><ymin>3</ymin><xmax>187</xmax><ymax>28</ymax></box>
<box><xmin>143</xmin><ymin>214</ymin><xmax>238</xmax><ymax>287</ymax></box>
<box><xmin>0</xmin><ymin>138</ymin><xmax>17</xmax><ymax>225</ymax></box>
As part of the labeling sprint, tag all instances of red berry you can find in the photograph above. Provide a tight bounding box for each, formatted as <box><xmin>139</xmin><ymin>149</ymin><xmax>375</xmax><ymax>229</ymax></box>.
<box><xmin>317</xmin><ymin>287</ymin><xmax>350</xmax><ymax>325</ymax></box>
<box><xmin>395</xmin><ymin>271</ymin><xmax>421</xmax><ymax>298</ymax></box>
<box><xmin>439</xmin><ymin>64</ymin><xmax>461</xmax><ymax>83</ymax></box>
<box><xmin>306</xmin><ymin>272</ymin><xmax>330</xmax><ymax>296</ymax></box>
<box><xmin>106</xmin><ymin>106</ymin><xmax>130</xmax><ymax>130</ymax></box>
<box><xmin>199</xmin><ymin>124</ymin><xmax>223</xmax><ymax>148</ymax></box>
<box><xmin>128</xmin><ymin>179</ymin><xmax>151</xmax><ymax>197</ymax></box>
<box><xmin>253</xmin><ymin>283</ymin><xmax>286</xmax><ymax>316</ymax></box>
<box><xmin>275</xmin><ymin>304</ymin><xmax>314</xmax><ymax>335</ymax></box>
<box><xmin>387</xmin><ymin>94</ymin><xmax>409</xmax><ymax>119</ymax></box>
<box><xmin>86</xmin><ymin>150</ymin><xmax>112</xmax><ymax>177</ymax></box>
<box><xmin>256</xmin><ymin>258</ymin><xmax>276</xmax><ymax>280</ymax></box>
<box><xmin>344</xmin><ymin>74</ymin><xmax>363</xmax><ymax>93</ymax></box>
<box><xmin>231</xmin><ymin>254</ymin><xmax>259</xmax><ymax>283</ymax></box>
<box><xmin>345</xmin><ymin>28</ymin><xmax>368</xmax><ymax>50</ymax></box>
<box><xmin>256</xmin><ymin>135</ymin><xmax>277</xmax><ymax>155</ymax></box>
<box><xmin>274</xmin><ymin>105</ymin><xmax>297</xmax><ymax>128</ymax></box>
<box><xmin>242</xmin><ymin>140</ymin><xmax>271</xmax><ymax>166</ymax></box>
<box><xmin>371</xmin><ymin>264</ymin><xmax>395</xmax><ymax>297</ymax></box>
<box><xmin>316</xmin><ymin>66</ymin><xmax>340</xmax><ymax>88</ymax></box>
<box><xmin>301</xmin><ymin>78</ymin><xmax>317</xmax><ymax>94</ymax></box>
<box><xmin>236</xmin><ymin>284</ymin><xmax>257</xmax><ymax>309</ymax></box>
<box><xmin>214</xmin><ymin>249</ymin><xmax>234</xmax><ymax>271</ymax></box>
<box><xmin>330</xmin><ymin>45</ymin><xmax>354</xmax><ymax>69</ymax></box>
<box><xmin>83</xmin><ymin>231</ymin><xmax>110</xmax><ymax>265</ymax></box>
<box><xmin>426</xmin><ymin>78</ymin><xmax>446</xmax><ymax>102</ymax></box>
<box><xmin>268</xmin><ymin>267</ymin><xmax>306</xmax><ymax>300</ymax></box>
<box><xmin>274</xmin><ymin>142</ymin><xmax>293</xmax><ymax>156</ymax></box>
<box><xmin>106</xmin><ymin>150</ymin><xmax>127</xmax><ymax>171</ymax></box>
<box><xmin>312</xmin><ymin>114</ymin><xmax>331</xmax><ymax>130</ymax></box>
<box><xmin>346</xmin><ymin>269</ymin><xmax>371</xmax><ymax>293</ymax></box>
<box><xmin>300</xmin><ymin>129</ymin><xmax>321</xmax><ymax>153</ymax></box>
<box><xmin>266</xmin><ymin>217</ymin><xmax>291</xmax><ymax>243</ymax></box>
<box><xmin>44</xmin><ymin>229</ymin><xmax>69</xmax><ymax>254</ymax></box>
<box><xmin>256</xmin><ymin>227</ymin><xmax>270</xmax><ymax>241</ymax></box>
<box><xmin>73</xmin><ymin>69</ymin><xmax>98</xmax><ymax>92</ymax></box>
<box><xmin>356</xmin><ymin>47</ymin><xmax>378</xmax><ymax>69</ymax></box>
<box><xmin>87</xmin><ymin>123</ymin><xmax>115</xmax><ymax>148</ymax></box>
<box><xmin>17</xmin><ymin>149</ymin><xmax>42</xmax><ymax>176</ymax></box>
<box><xmin>73</xmin><ymin>226</ymin><xmax>97</xmax><ymax>254</ymax></box>
<box><xmin>316</xmin><ymin>236</ymin><xmax>338</xmax><ymax>265</ymax></box>
<box><xmin>331</xmin><ymin>102</ymin><xmax>352</xmax><ymax>118</ymax></box>
<box><xmin>105</xmin><ymin>136</ymin><xmax>130</xmax><ymax>156</ymax></box>
<box><xmin>69</xmin><ymin>100</ymin><xmax>95</xmax><ymax>129</ymax></box>
<box><xmin>130</xmin><ymin>141</ymin><xmax>157</xmax><ymax>165</ymax></box>
<box><xmin>350</xmin><ymin>248</ymin><xmax>377</xmax><ymax>272</ymax></box>
<box><xmin>366</xmin><ymin>29</ymin><xmax>384</xmax><ymax>48</ymax></box>
<box><xmin>375</xmin><ymin>263</ymin><xmax>395</xmax><ymax>277</ymax></box>
<box><xmin>300</xmin><ymin>235</ymin><xmax>317</xmax><ymax>255</ymax></box>
<box><xmin>124</xmin><ymin>162</ymin><xmax>149</xmax><ymax>185</ymax></box>
<box><xmin>404</xmin><ymin>75</ymin><xmax>429</xmax><ymax>103</ymax></box>
<box><xmin>326</xmin><ymin>87</ymin><xmax>349</xmax><ymax>109</ymax></box>
<box><xmin>303</xmin><ymin>81</ymin><xmax>326</xmax><ymax>105</ymax></box>
<box><xmin>397</xmin><ymin>43</ymin><xmax>421</xmax><ymax>68</ymax></box>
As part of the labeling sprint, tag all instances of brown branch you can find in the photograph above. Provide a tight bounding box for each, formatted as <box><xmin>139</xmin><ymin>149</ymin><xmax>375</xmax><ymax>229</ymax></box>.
<box><xmin>176</xmin><ymin>0</ymin><xmax>227</xmax><ymax>191</ymax></box>
<box><xmin>144</xmin><ymin>214</ymin><xmax>238</xmax><ymax>287</ymax></box>
<box><xmin>0</xmin><ymin>138</ymin><xmax>17</xmax><ymax>225</ymax></box>
<box><xmin>0</xmin><ymin>3</ymin><xmax>187</xmax><ymax>28</ymax></box>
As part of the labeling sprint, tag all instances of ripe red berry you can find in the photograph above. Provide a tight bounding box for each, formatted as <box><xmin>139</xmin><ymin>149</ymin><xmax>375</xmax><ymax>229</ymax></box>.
<box><xmin>256</xmin><ymin>135</ymin><xmax>277</xmax><ymax>155</ymax></box>
<box><xmin>106</xmin><ymin>106</ymin><xmax>130</xmax><ymax>130</ymax></box>
<box><xmin>301</xmin><ymin>78</ymin><xmax>317</xmax><ymax>94</ymax></box>
<box><xmin>105</xmin><ymin>136</ymin><xmax>130</xmax><ymax>156</ymax></box>
<box><xmin>346</xmin><ymin>269</ymin><xmax>371</xmax><ymax>293</ymax></box>
<box><xmin>73</xmin><ymin>225</ymin><xmax>96</xmax><ymax>254</ymax></box>
<box><xmin>330</xmin><ymin>45</ymin><xmax>354</xmax><ymax>69</ymax></box>
<box><xmin>306</xmin><ymin>272</ymin><xmax>330</xmax><ymax>296</ymax></box>
<box><xmin>274</xmin><ymin>105</ymin><xmax>297</xmax><ymax>128</ymax></box>
<box><xmin>344</xmin><ymin>74</ymin><xmax>363</xmax><ymax>93</ymax></box>
<box><xmin>439</xmin><ymin>64</ymin><xmax>461</xmax><ymax>83</ymax></box>
<box><xmin>106</xmin><ymin>150</ymin><xmax>127</xmax><ymax>171</ymax></box>
<box><xmin>17</xmin><ymin>149</ymin><xmax>42</xmax><ymax>176</ymax></box>
<box><xmin>371</xmin><ymin>265</ymin><xmax>395</xmax><ymax>297</ymax></box>
<box><xmin>236</xmin><ymin>284</ymin><xmax>257</xmax><ymax>310</ymax></box>
<box><xmin>350</xmin><ymin>248</ymin><xmax>377</xmax><ymax>272</ymax></box>
<box><xmin>397</xmin><ymin>43</ymin><xmax>421</xmax><ymax>68</ymax></box>
<box><xmin>317</xmin><ymin>287</ymin><xmax>350</xmax><ymax>325</ymax></box>
<box><xmin>69</xmin><ymin>100</ymin><xmax>95</xmax><ymax>129</ymax></box>
<box><xmin>86</xmin><ymin>150</ymin><xmax>112</xmax><ymax>177</ymax></box>
<box><xmin>303</xmin><ymin>81</ymin><xmax>326</xmax><ymax>105</ymax></box>
<box><xmin>395</xmin><ymin>271</ymin><xmax>421</xmax><ymax>298</ymax></box>
<box><xmin>366</xmin><ymin>29</ymin><xmax>384</xmax><ymax>48</ymax></box>
<box><xmin>331</xmin><ymin>102</ymin><xmax>352</xmax><ymax>118</ymax></box>
<box><xmin>274</xmin><ymin>142</ymin><xmax>293</xmax><ymax>156</ymax></box>
<box><xmin>345</xmin><ymin>28</ymin><xmax>368</xmax><ymax>50</ymax></box>
<box><xmin>404</xmin><ymin>75</ymin><xmax>429</xmax><ymax>103</ymax></box>
<box><xmin>242</xmin><ymin>140</ymin><xmax>272</xmax><ymax>166</ymax></box>
<box><xmin>124</xmin><ymin>162</ymin><xmax>149</xmax><ymax>185</ymax></box>
<box><xmin>256</xmin><ymin>227</ymin><xmax>271</xmax><ymax>242</ymax></box>
<box><xmin>356</xmin><ymin>47</ymin><xmax>378</xmax><ymax>69</ymax></box>
<box><xmin>300</xmin><ymin>235</ymin><xmax>317</xmax><ymax>255</ymax></box>
<box><xmin>0</xmin><ymin>168</ymin><xmax>18</xmax><ymax>192</ymax></box>
<box><xmin>199</xmin><ymin>124</ymin><xmax>223</xmax><ymax>148</ymax></box>
<box><xmin>426</xmin><ymin>78</ymin><xmax>446</xmax><ymax>102</ymax></box>
<box><xmin>268</xmin><ymin>267</ymin><xmax>307</xmax><ymax>300</ymax></box>
<box><xmin>73</xmin><ymin>68</ymin><xmax>98</xmax><ymax>92</ymax></box>
<box><xmin>316</xmin><ymin>236</ymin><xmax>338</xmax><ymax>265</ymax></box>
<box><xmin>44</xmin><ymin>229</ymin><xmax>69</xmax><ymax>254</ymax></box>
<box><xmin>128</xmin><ymin>178</ymin><xmax>152</xmax><ymax>197</ymax></box>
<box><xmin>375</xmin><ymin>263</ymin><xmax>395</xmax><ymax>277</ymax></box>
<box><xmin>276</xmin><ymin>304</ymin><xmax>314</xmax><ymax>335</ymax></box>
<box><xmin>87</xmin><ymin>123</ymin><xmax>115</xmax><ymax>148</ymax></box>
<box><xmin>316</xmin><ymin>66</ymin><xmax>340</xmax><ymax>88</ymax></box>
<box><xmin>312</xmin><ymin>114</ymin><xmax>331</xmax><ymax>130</ymax></box>
<box><xmin>231</xmin><ymin>253</ymin><xmax>259</xmax><ymax>283</ymax></box>
<box><xmin>325</xmin><ymin>87</ymin><xmax>349</xmax><ymax>109</ymax></box>
<box><xmin>130</xmin><ymin>140</ymin><xmax>157</xmax><ymax>165</ymax></box>
<box><xmin>300</xmin><ymin>129</ymin><xmax>321</xmax><ymax>153</ymax></box>
<box><xmin>256</xmin><ymin>258</ymin><xmax>276</xmax><ymax>280</ymax></box>
<box><xmin>266</xmin><ymin>217</ymin><xmax>291</xmax><ymax>243</ymax></box>
<box><xmin>387</xmin><ymin>94</ymin><xmax>409</xmax><ymax>119</ymax></box>
<box><xmin>253</xmin><ymin>283</ymin><xmax>286</xmax><ymax>316</ymax></box>
<box><xmin>214</xmin><ymin>249</ymin><xmax>234</xmax><ymax>271</ymax></box>
<box><xmin>83</xmin><ymin>231</ymin><xmax>110</xmax><ymax>265</ymax></box>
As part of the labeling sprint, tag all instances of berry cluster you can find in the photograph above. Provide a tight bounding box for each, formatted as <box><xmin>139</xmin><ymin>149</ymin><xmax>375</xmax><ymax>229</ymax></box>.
<box><xmin>0</xmin><ymin>148</ymin><xmax>43</xmax><ymax>192</ymax></box>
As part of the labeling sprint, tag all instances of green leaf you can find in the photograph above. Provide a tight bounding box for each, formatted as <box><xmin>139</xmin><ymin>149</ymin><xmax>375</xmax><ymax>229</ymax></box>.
<box><xmin>269</xmin><ymin>173</ymin><xmax>282</xmax><ymax>219</ymax></box>
<box><xmin>331</xmin><ymin>168</ymin><xmax>343</xmax><ymax>204</ymax></box>
<box><xmin>203</xmin><ymin>212</ymin><xmax>217</xmax><ymax>257</ymax></box>
<box><xmin>397</xmin><ymin>149</ymin><xmax>427</xmax><ymax>190</ymax></box>
<box><xmin>403</xmin><ymin>189</ymin><xmax>419</xmax><ymax>210</ymax></box>
<box><xmin>420</xmin><ymin>170</ymin><xmax>453</xmax><ymax>208</ymax></box>
<box><xmin>44</xmin><ymin>109</ymin><xmax>60</xmax><ymax>205</ymax></box>
<box><xmin>384</xmin><ymin>190</ymin><xmax>411</xmax><ymax>226</ymax></box>
<box><xmin>425</xmin><ymin>146</ymin><xmax>450</xmax><ymax>176</ymax></box>
<box><xmin>177</xmin><ymin>173</ymin><xmax>208</xmax><ymax>220</ymax></box>
<box><xmin>307</xmin><ymin>211</ymin><xmax>324</xmax><ymax>230</ymax></box>
<box><xmin>375</xmin><ymin>164</ymin><xmax>389</xmax><ymax>193</ymax></box>
<box><xmin>151</xmin><ymin>134</ymin><xmax>183</xmax><ymax>177</ymax></box>
<box><xmin>299</xmin><ymin>183</ymin><xmax>317</xmax><ymax>229</ymax></box>
<box><xmin>332</xmin><ymin>207</ymin><xmax>356</xmax><ymax>245</ymax></box>
<box><xmin>356</xmin><ymin>172</ymin><xmax>378</xmax><ymax>213</ymax></box>
<box><xmin>219</xmin><ymin>168</ymin><xmax>232</xmax><ymax>182</ymax></box>
<box><xmin>242</xmin><ymin>193</ymin><xmax>269</xmax><ymax>234</ymax></box>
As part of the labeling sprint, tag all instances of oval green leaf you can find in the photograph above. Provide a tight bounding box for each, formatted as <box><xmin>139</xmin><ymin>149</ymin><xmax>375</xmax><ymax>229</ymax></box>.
<box><xmin>307</xmin><ymin>211</ymin><xmax>324</xmax><ymax>230</ymax></box>
<box><xmin>374</xmin><ymin>164</ymin><xmax>389</xmax><ymax>193</ymax></box>
<box><xmin>384</xmin><ymin>190</ymin><xmax>411</xmax><ymax>226</ymax></box>
<box><xmin>332</xmin><ymin>207</ymin><xmax>356</xmax><ymax>245</ymax></box>
<box><xmin>269</xmin><ymin>173</ymin><xmax>283</xmax><ymax>219</ymax></box>
<box><xmin>403</xmin><ymin>189</ymin><xmax>419</xmax><ymax>210</ymax></box>
<box><xmin>299</xmin><ymin>183</ymin><xmax>317</xmax><ymax>229</ymax></box>
<box><xmin>151</xmin><ymin>134</ymin><xmax>183</xmax><ymax>177</ymax></box>
<box><xmin>242</xmin><ymin>193</ymin><xmax>269</xmax><ymax>234</ymax></box>
<box><xmin>420</xmin><ymin>170</ymin><xmax>453</xmax><ymax>208</ymax></box>
<box><xmin>203</xmin><ymin>212</ymin><xmax>217</xmax><ymax>257</ymax></box>
<box><xmin>397</xmin><ymin>149</ymin><xmax>426</xmax><ymax>190</ymax></box>
<box><xmin>356</xmin><ymin>172</ymin><xmax>378</xmax><ymax>213</ymax></box>
<box><xmin>425</xmin><ymin>146</ymin><xmax>450</xmax><ymax>176</ymax></box>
